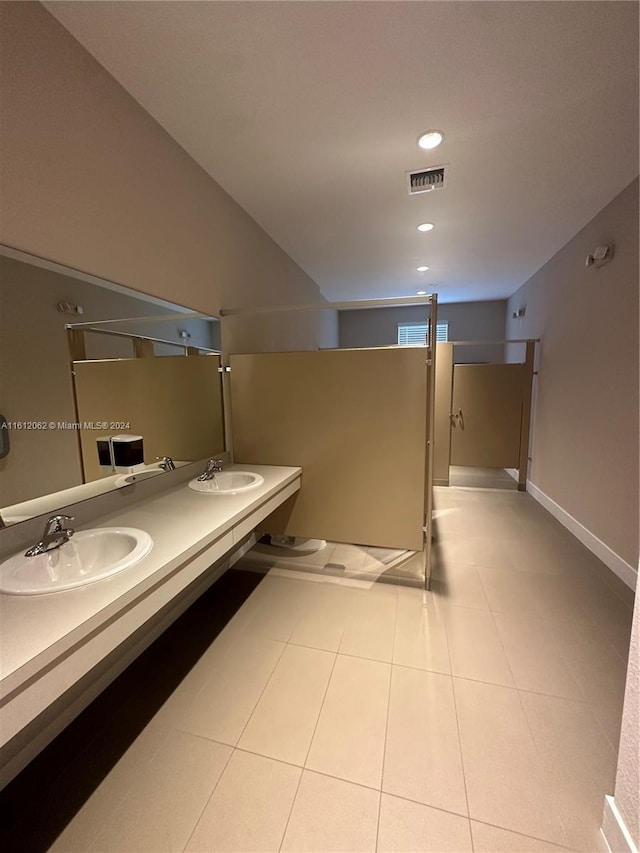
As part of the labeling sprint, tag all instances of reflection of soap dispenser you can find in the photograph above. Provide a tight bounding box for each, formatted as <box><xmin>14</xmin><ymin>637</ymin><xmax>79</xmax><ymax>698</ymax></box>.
<box><xmin>96</xmin><ymin>436</ymin><xmax>115</xmax><ymax>476</ymax></box>
<box><xmin>111</xmin><ymin>435</ymin><xmax>145</xmax><ymax>474</ymax></box>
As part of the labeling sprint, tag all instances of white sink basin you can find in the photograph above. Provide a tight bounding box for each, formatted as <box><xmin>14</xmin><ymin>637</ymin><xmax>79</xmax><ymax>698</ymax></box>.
<box><xmin>0</xmin><ymin>528</ymin><xmax>153</xmax><ymax>595</ymax></box>
<box><xmin>188</xmin><ymin>471</ymin><xmax>264</xmax><ymax>495</ymax></box>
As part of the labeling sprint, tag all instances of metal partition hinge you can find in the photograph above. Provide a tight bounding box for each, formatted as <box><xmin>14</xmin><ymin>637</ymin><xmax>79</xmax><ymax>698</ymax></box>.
<box><xmin>218</xmin><ymin>366</ymin><xmax>231</xmax><ymax>372</ymax></box>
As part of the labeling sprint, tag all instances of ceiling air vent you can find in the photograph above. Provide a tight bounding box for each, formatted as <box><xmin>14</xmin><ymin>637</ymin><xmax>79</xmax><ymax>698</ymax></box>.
<box><xmin>406</xmin><ymin>164</ymin><xmax>448</xmax><ymax>196</ymax></box>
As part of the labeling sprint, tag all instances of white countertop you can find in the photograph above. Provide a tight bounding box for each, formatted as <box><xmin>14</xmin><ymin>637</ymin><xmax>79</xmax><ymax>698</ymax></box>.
<box><xmin>0</xmin><ymin>464</ymin><xmax>301</xmax><ymax>695</ymax></box>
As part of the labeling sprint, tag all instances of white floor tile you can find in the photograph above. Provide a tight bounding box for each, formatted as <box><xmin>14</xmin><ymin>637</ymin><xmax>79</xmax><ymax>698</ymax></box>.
<box><xmin>377</xmin><ymin>794</ymin><xmax>473</xmax><ymax>852</ymax></box>
<box><xmin>231</xmin><ymin>575</ymin><xmax>306</xmax><ymax>642</ymax></box>
<box><xmin>383</xmin><ymin>666</ymin><xmax>467</xmax><ymax>815</ymax></box>
<box><xmin>176</xmin><ymin>637</ymin><xmax>285</xmax><ymax>745</ymax></box>
<box><xmin>431</xmin><ymin>562</ymin><xmax>490</xmax><ymax>609</ymax></box>
<box><xmin>281</xmin><ymin>770</ymin><xmax>379</xmax><ymax>852</ymax></box>
<box><xmin>519</xmin><ymin>690</ymin><xmax>618</xmax><ymax>852</ymax></box>
<box><xmin>306</xmin><ymin>654</ymin><xmax>390</xmax><ymax>788</ymax></box>
<box><xmin>470</xmin><ymin>821</ymin><xmax>579</xmax><ymax>852</ymax></box>
<box><xmin>338</xmin><ymin>585</ymin><xmax>397</xmax><ymax>662</ymax></box>
<box><xmin>185</xmin><ymin>750</ymin><xmax>301</xmax><ymax>852</ymax></box>
<box><xmin>289</xmin><ymin>581</ymin><xmax>355</xmax><ymax>652</ymax></box>
<box><xmin>238</xmin><ymin>644</ymin><xmax>335</xmax><ymax>765</ymax></box>
<box><xmin>393</xmin><ymin>589</ymin><xmax>450</xmax><ymax>675</ymax></box>
<box><xmin>89</xmin><ymin>731</ymin><xmax>231</xmax><ymax>852</ymax></box>
<box><xmin>493</xmin><ymin>611</ymin><xmax>585</xmax><ymax>700</ymax></box>
<box><xmin>444</xmin><ymin>605</ymin><xmax>515</xmax><ymax>687</ymax></box>
<box><xmin>454</xmin><ymin>679</ymin><xmax>567</xmax><ymax>846</ymax></box>
<box><xmin>49</xmin><ymin>720</ymin><xmax>170</xmax><ymax>852</ymax></box>
<box><xmin>549</xmin><ymin>618</ymin><xmax>629</xmax><ymax>708</ymax></box>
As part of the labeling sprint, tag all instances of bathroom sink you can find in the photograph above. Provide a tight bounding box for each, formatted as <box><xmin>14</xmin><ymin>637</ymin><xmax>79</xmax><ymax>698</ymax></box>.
<box><xmin>188</xmin><ymin>471</ymin><xmax>264</xmax><ymax>495</ymax></box>
<box><xmin>0</xmin><ymin>528</ymin><xmax>153</xmax><ymax>595</ymax></box>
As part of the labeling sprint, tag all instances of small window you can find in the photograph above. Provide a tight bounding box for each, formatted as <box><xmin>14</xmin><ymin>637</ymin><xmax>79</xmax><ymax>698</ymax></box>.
<box><xmin>397</xmin><ymin>322</ymin><xmax>448</xmax><ymax>346</ymax></box>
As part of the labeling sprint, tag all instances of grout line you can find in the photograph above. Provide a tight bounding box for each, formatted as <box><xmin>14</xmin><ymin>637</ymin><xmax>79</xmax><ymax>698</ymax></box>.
<box><xmin>512</xmin><ymin>688</ymin><xmax>572</xmax><ymax>848</ymax></box>
<box><xmin>469</xmin><ymin>817</ymin><xmax>580</xmax><ymax>851</ymax></box>
<box><xmin>443</xmin><ymin>611</ymin><xmax>473</xmax><ymax>829</ymax></box>
<box><xmin>181</xmin><ymin>740</ymin><xmax>235</xmax><ymax>852</ymax></box>
<box><xmin>277</xmin><ymin>644</ymin><xmax>341</xmax><ymax>851</ymax></box>
<box><xmin>375</xmin><ymin>588</ymin><xmax>398</xmax><ymax>851</ymax></box>
<box><xmin>229</xmin><ymin>642</ymin><xmax>289</xmax><ymax>749</ymax></box>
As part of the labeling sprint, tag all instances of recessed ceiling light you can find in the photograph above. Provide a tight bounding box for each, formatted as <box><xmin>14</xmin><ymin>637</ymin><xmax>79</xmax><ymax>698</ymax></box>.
<box><xmin>416</xmin><ymin>266</ymin><xmax>430</xmax><ymax>272</ymax></box>
<box><xmin>417</xmin><ymin>223</ymin><xmax>434</xmax><ymax>232</ymax></box>
<box><xmin>416</xmin><ymin>290</ymin><xmax>427</xmax><ymax>295</ymax></box>
<box><xmin>417</xmin><ymin>130</ymin><xmax>444</xmax><ymax>150</ymax></box>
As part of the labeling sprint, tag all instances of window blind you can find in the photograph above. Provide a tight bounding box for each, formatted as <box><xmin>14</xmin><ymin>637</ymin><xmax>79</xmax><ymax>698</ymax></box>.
<box><xmin>397</xmin><ymin>322</ymin><xmax>448</xmax><ymax>345</ymax></box>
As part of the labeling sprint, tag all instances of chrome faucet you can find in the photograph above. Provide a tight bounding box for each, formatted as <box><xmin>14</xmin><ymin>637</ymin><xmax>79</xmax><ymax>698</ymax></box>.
<box><xmin>25</xmin><ymin>515</ymin><xmax>75</xmax><ymax>557</ymax></box>
<box><xmin>156</xmin><ymin>456</ymin><xmax>176</xmax><ymax>471</ymax></box>
<box><xmin>197</xmin><ymin>457</ymin><xmax>224</xmax><ymax>481</ymax></box>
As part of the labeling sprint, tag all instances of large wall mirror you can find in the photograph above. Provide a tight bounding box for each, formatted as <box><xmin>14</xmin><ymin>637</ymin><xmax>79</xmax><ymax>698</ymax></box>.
<box><xmin>0</xmin><ymin>246</ymin><xmax>225</xmax><ymax>524</ymax></box>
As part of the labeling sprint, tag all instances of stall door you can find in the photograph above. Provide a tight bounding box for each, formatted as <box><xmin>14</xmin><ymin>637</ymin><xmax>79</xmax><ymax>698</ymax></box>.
<box><xmin>450</xmin><ymin>364</ymin><xmax>524</xmax><ymax>468</ymax></box>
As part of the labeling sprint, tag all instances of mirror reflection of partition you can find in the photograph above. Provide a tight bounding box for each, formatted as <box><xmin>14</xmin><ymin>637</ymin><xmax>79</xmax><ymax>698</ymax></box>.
<box><xmin>73</xmin><ymin>355</ymin><xmax>225</xmax><ymax>482</ymax></box>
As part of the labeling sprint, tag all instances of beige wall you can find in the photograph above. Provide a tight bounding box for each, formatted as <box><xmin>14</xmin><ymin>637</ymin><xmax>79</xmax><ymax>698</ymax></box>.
<box><xmin>506</xmin><ymin>178</ymin><xmax>639</xmax><ymax>572</ymax></box>
<box><xmin>222</xmin><ymin>308</ymin><xmax>339</xmax><ymax>356</ymax></box>
<box><xmin>0</xmin><ymin>2</ymin><xmax>332</xmax><ymax>344</ymax></box>
<box><xmin>339</xmin><ymin>301</ymin><xmax>507</xmax><ymax>363</ymax></box>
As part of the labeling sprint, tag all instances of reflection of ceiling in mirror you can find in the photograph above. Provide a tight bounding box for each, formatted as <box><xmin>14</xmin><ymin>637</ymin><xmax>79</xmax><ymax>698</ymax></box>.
<box><xmin>0</xmin><ymin>248</ymin><xmax>224</xmax><ymax>523</ymax></box>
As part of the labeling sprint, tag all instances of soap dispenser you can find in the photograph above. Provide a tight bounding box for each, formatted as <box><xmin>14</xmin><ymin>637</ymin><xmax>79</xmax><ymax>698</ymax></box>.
<box><xmin>111</xmin><ymin>434</ymin><xmax>145</xmax><ymax>474</ymax></box>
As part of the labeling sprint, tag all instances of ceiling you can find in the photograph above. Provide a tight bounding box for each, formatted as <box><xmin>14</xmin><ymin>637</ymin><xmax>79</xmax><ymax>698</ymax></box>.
<box><xmin>45</xmin><ymin>1</ymin><xmax>639</xmax><ymax>304</ymax></box>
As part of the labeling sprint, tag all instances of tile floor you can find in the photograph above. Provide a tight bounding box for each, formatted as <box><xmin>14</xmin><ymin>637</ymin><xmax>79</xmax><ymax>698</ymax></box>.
<box><xmin>1</xmin><ymin>486</ymin><xmax>635</xmax><ymax>852</ymax></box>
<box><xmin>448</xmin><ymin>467</ymin><xmax>518</xmax><ymax>490</ymax></box>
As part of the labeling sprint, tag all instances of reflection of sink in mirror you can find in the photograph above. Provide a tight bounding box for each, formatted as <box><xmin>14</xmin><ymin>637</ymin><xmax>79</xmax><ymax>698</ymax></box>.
<box><xmin>115</xmin><ymin>465</ymin><xmax>165</xmax><ymax>486</ymax></box>
<box><xmin>0</xmin><ymin>528</ymin><xmax>153</xmax><ymax>595</ymax></box>
<box><xmin>115</xmin><ymin>459</ymin><xmax>191</xmax><ymax>486</ymax></box>
<box><xmin>188</xmin><ymin>471</ymin><xmax>264</xmax><ymax>495</ymax></box>
<box><xmin>1</xmin><ymin>515</ymin><xmax>32</xmax><ymax>526</ymax></box>
<box><xmin>116</xmin><ymin>469</ymin><xmax>163</xmax><ymax>486</ymax></box>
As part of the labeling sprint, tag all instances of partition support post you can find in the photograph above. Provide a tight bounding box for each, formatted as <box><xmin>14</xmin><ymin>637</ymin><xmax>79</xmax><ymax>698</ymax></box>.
<box><xmin>424</xmin><ymin>295</ymin><xmax>438</xmax><ymax>591</ymax></box>
<box><xmin>518</xmin><ymin>341</ymin><xmax>535</xmax><ymax>491</ymax></box>
<box><xmin>133</xmin><ymin>338</ymin><xmax>155</xmax><ymax>358</ymax></box>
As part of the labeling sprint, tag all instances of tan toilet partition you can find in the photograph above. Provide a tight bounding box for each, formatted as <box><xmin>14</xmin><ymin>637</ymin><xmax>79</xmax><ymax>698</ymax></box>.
<box><xmin>229</xmin><ymin>347</ymin><xmax>429</xmax><ymax>551</ymax></box>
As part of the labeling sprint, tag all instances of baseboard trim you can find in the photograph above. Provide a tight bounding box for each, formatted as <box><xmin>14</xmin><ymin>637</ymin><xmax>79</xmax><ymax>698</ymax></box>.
<box><xmin>504</xmin><ymin>467</ymin><xmax>519</xmax><ymax>482</ymax></box>
<box><xmin>602</xmin><ymin>795</ymin><xmax>638</xmax><ymax>853</ymax></box>
<box><xmin>526</xmin><ymin>480</ymin><xmax>637</xmax><ymax>591</ymax></box>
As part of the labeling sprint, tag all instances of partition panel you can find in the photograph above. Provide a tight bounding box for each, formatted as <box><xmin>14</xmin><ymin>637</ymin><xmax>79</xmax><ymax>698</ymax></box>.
<box><xmin>230</xmin><ymin>348</ymin><xmax>428</xmax><ymax>550</ymax></box>
<box><xmin>433</xmin><ymin>342</ymin><xmax>453</xmax><ymax>486</ymax></box>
